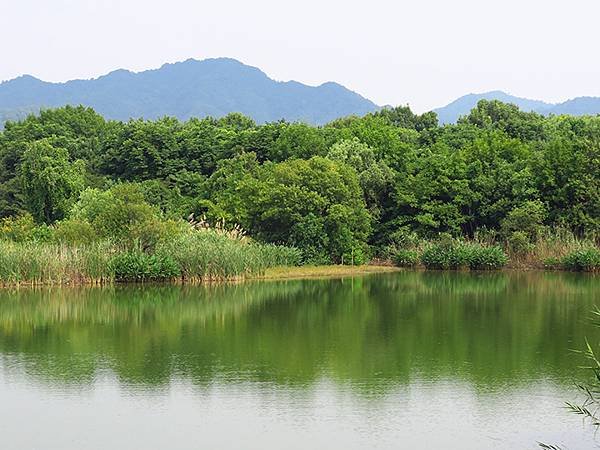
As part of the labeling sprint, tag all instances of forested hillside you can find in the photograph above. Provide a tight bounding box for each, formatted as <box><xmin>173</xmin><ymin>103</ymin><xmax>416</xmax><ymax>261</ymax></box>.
<box><xmin>0</xmin><ymin>99</ymin><xmax>598</xmax><ymax>266</ymax></box>
<box><xmin>0</xmin><ymin>58</ymin><xmax>378</xmax><ymax>125</ymax></box>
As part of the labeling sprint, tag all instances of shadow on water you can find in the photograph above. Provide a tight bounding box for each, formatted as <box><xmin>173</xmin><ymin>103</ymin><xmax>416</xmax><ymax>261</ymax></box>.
<box><xmin>0</xmin><ymin>271</ymin><xmax>598</xmax><ymax>392</ymax></box>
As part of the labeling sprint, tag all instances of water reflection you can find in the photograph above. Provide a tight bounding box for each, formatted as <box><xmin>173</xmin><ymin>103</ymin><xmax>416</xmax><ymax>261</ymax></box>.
<box><xmin>0</xmin><ymin>271</ymin><xmax>598</xmax><ymax>389</ymax></box>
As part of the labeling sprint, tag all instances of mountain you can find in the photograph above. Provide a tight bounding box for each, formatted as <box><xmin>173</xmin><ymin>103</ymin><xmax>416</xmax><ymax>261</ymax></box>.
<box><xmin>434</xmin><ymin>91</ymin><xmax>552</xmax><ymax>124</ymax></box>
<box><xmin>434</xmin><ymin>90</ymin><xmax>600</xmax><ymax>124</ymax></box>
<box><xmin>0</xmin><ymin>58</ymin><xmax>379</xmax><ymax>125</ymax></box>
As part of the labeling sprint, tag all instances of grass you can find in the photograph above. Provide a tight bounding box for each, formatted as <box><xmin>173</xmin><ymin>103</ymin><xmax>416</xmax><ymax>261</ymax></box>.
<box><xmin>156</xmin><ymin>231</ymin><xmax>301</xmax><ymax>281</ymax></box>
<box><xmin>506</xmin><ymin>228</ymin><xmax>596</xmax><ymax>269</ymax></box>
<box><xmin>559</xmin><ymin>248</ymin><xmax>600</xmax><ymax>272</ymax></box>
<box><xmin>420</xmin><ymin>242</ymin><xmax>507</xmax><ymax>270</ymax></box>
<box><xmin>0</xmin><ymin>229</ymin><xmax>301</xmax><ymax>286</ymax></box>
<box><xmin>260</xmin><ymin>265</ymin><xmax>400</xmax><ymax>280</ymax></box>
<box><xmin>0</xmin><ymin>241</ymin><xmax>114</xmax><ymax>285</ymax></box>
<box><xmin>388</xmin><ymin>228</ymin><xmax>600</xmax><ymax>272</ymax></box>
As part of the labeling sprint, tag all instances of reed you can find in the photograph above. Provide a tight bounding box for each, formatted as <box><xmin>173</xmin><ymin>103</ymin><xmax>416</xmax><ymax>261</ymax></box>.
<box><xmin>0</xmin><ymin>241</ymin><xmax>114</xmax><ymax>285</ymax></box>
<box><xmin>0</xmin><ymin>229</ymin><xmax>300</xmax><ymax>286</ymax></box>
<box><xmin>507</xmin><ymin>227</ymin><xmax>597</xmax><ymax>269</ymax></box>
<box><xmin>155</xmin><ymin>231</ymin><xmax>301</xmax><ymax>281</ymax></box>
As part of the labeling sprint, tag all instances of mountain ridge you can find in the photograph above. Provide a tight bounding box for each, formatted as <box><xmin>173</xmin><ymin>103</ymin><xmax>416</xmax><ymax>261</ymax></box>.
<box><xmin>434</xmin><ymin>91</ymin><xmax>600</xmax><ymax>123</ymax></box>
<box><xmin>0</xmin><ymin>58</ymin><xmax>379</xmax><ymax>125</ymax></box>
<box><xmin>4</xmin><ymin>60</ymin><xmax>600</xmax><ymax>126</ymax></box>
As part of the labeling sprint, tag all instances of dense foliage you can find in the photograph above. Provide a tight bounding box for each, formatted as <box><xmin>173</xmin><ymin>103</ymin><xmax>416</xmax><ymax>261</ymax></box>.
<box><xmin>0</xmin><ymin>100</ymin><xmax>598</xmax><ymax>266</ymax></box>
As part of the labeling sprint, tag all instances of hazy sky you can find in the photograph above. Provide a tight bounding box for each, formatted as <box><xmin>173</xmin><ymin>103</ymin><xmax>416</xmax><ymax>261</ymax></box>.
<box><xmin>2</xmin><ymin>0</ymin><xmax>600</xmax><ymax>112</ymax></box>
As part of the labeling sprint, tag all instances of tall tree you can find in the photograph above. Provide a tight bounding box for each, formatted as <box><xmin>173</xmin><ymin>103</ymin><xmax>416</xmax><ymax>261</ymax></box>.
<box><xmin>21</xmin><ymin>140</ymin><xmax>85</xmax><ymax>223</ymax></box>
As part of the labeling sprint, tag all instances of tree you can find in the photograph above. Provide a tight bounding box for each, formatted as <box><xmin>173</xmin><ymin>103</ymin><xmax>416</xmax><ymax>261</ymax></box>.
<box><xmin>203</xmin><ymin>154</ymin><xmax>371</xmax><ymax>264</ymax></box>
<box><xmin>459</xmin><ymin>99</ymin><xmax>546</xmax><ymax>141</ymax></box>
<box><xmin>71</xmin><ymin>183</ymin><xmax>175</xmax><ymax>250</ymax></box>
<box><xmin>371</xmin><ymin>105</ymin><xmax>438</xmax><ymax>131</ymax></box>
<box><xmin>327</xmin><ymin>138</ymin><xmax>394</xmax><ymax>221</ymax></box>
<box><xmin>21</xmin><ymin>140</ymin><xmax>85</xmax><ymax>224</ymax></box>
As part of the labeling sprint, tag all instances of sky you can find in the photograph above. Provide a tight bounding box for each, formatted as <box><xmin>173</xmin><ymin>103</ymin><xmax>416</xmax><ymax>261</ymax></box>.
<box><xmin>1</xmin><ymin>0</ymin><xmax>600</xmax><ymax>112</ymax></box>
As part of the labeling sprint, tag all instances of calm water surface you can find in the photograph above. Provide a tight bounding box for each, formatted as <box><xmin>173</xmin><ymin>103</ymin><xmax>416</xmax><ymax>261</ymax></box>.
<box><xmin>0</xmin><ymin>271</ymin><xmax>599</xmax><ymax>449</ymax></box>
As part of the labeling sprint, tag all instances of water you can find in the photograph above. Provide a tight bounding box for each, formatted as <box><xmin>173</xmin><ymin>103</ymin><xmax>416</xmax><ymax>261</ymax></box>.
<box><xmin>0</xmin><ymin>271</ymin><xmax>599</xmax><ymax>449</ymax></box>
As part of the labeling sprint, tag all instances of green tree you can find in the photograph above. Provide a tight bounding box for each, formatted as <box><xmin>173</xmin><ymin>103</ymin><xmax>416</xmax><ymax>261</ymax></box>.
<box><xmin>203</xmin><ymin>154</ymin><xmax>371</xmax><ymax>263</ymax></box>
<box><xmin>327</xmin><ymin>138</ymin><xmax>394</xmax><ymax>221</ymax></box>
<box><xmin>21</xmin><ymin>140</ymin><xmax>85</xmax><ymax>224</ymax></box>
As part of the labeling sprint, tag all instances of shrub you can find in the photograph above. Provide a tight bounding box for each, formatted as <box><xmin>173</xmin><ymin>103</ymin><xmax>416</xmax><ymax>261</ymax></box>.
<box><xmin>393</xmin><ymin>249</ymin><xmax>419</xmax><ymax>267</ymax></box>
<box><xmin>500</xmin><ymin>200</ymin><xmax>547</xmax><ymax>240</ymax></box>
<box><xmin>464</xmin><ymin>244</ymin><xmax>508</xmax><ymax>270</ymax></box>
<box><xmin>108</xmin><ymin>251</ymin><xmax>181</xmax><ymax>281</ymax></box>
<box><xmin>561</xmin><ymin>248</ymin><xmax>600</xmax><ymax>272</ymax></box>
<box><xmin>54</xmin><ymin>219</ymin><xmax>98</xmax><ymax>245</ymax></box>
<box><xmin>0</xmin><ymin>214</ymin><xmax>55</xmax><ymax>243</ymax></box>
<box><xmin>71</xmin><ymin>184</ymin><xmax>175</xmax><ymax>250</ymax></box>
<box><xmin>421</xmin><ymin>241</ymin><xmax>507</xmax><ymax>270</ymax></box>
<box><xmin>507</xmin><ymin>231</ymin><xmax>532</xmax><ymax>256</ymax></box>
<box><xmin>0</xmin><ymin>214</ymin><xmax>37</xmax><ymax>242</ymax></box>
<box><xmin>421</xmin><ymin>243</ymin><xmax>467</xmax><ymax>270</ymax></box>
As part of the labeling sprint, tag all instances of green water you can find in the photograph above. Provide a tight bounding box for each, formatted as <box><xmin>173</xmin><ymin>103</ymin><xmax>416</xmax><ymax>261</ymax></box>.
<box><xmin>0</xmin><ymin>271</ymin><xmax>599</xmax><ymax>449</ymax></box>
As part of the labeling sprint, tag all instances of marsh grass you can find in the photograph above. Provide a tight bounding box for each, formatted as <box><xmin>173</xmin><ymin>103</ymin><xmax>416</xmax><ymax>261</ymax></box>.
<box><xmin>0</xmin><ymin>241</ymin><xmax>114</xmax><ymax>285</ymax></box>
<box><xmin>156</xmin><ymin>232</ymin><xmax>301</xmax><ymax>281</ymax></box>
<box><xmin>507</xmin><ymin>228</ymin><xmax>596</xmax><ymax>268</ymax></box>
<box><xmin>420</xmin><ymin>242</ymin><xmax>507</xmax><ymax>270</ymax></box>
<box><xmin>0</xmin><ymin>230</ymin><xmax>300</xmax><ymax>286</ymax></box>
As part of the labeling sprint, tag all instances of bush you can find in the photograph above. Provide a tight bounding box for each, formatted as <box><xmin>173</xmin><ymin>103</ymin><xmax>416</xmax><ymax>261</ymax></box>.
<box><xmin>500</xmin><ymin>200</ymin><xmax>547</xmax><ymax>240</ymax></box>
<box><xmin>54</xmin><ymin>219</ymin><xmax>98</xmax><ymax>245</ymax></box>
<box><xmin>0</xmin><ymin>214</ymin><xmax>56</xmax><ymax>243</ymax></box>
<box><xmin>421</xmin><ymin>241</ymin><xmax>507</xmax><ymax>270</ymax></box>
<box><xmin>71</xmin><ymin>185</ymin><xmax>177</xmax><ymax>250</ymax></box>
<box><xmin>464</xmin><ymin>244</ymin><xmax>508</xmax><ymax>270</ymax></box>
<box><xmin>561</xmin><ymin>248</ymin><xmax>600</xmax><ymax>272</ymax></box>
<box><xmin>0</xmin><ymin>214</ymin><xmax>36</xmax><ymax>242</ymax></box>
<box><xmin>421</xmin><ymin>243</ymin><xmax>467</xmax><ymax>270</ymax></box>
<box><xmin>393</xmin><ymin>249</ymin><xmax>419</xmax><ymax>267</ymax></box>
<box><xmin>108</xmin><ymin>251</ymin><xmax>181</xmax><ymax>281</ymax></box>
<box><xmin>507</xmin><ymin>231</ymin><xmax>532</xmax><ymax>256</ymax></box>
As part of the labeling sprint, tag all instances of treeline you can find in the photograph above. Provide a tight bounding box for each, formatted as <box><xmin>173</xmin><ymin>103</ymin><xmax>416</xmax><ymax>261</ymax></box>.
<box><xmin>0</xmin><ymin>100</ymin><xmax>598</xmax><ymax>266</ymax></box>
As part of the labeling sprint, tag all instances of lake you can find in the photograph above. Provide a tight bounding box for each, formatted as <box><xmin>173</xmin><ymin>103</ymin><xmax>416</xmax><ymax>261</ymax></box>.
<box><xmin>0</xmin><ymin>271</ymin><xmax>598</xmax><ymax>449</ymax></box>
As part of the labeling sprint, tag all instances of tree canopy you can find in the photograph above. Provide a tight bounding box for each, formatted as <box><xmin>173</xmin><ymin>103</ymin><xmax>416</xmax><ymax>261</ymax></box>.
<box><xmin>1</xmin><ymin>101</ymin><xmax>598</xmax><ymax>262</ymax></box>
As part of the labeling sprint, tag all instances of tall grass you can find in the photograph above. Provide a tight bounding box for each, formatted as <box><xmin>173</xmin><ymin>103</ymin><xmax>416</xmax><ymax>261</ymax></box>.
<box><xmin>0</xmin><ymin>241</ymin><xmax>114</xmax><ymax>285</ymax></box>
<box><xmin>507</xmin><ymin>227</ymin><xmax>597</xmax><ymax>268</ymax></box>
<box><xmin>156</xmin><ymin>231</ymin><xmax>301</xmax><ymax>281</ymax></box>
<box><xmin>420</xmin><ymin>242</ymin><xmax>507</xmax><ymax>270</ymax></box>
<box><xmin>0</xmin><ymin>230</ymin><xmax>300</xmax><ymax>286</ymax></box>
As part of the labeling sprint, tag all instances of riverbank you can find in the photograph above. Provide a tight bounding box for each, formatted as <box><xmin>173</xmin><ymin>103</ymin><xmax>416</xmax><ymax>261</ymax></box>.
<box><xmin>260</xmin><ymin>265</ymin><xmax>401</xmax><ymax>280</ymax></box>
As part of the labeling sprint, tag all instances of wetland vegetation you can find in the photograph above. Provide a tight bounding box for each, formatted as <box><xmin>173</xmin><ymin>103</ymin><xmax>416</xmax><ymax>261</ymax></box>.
<box><xmin>0</xmin><ymin>100</ymin><xmax>599</xmax><ymax>283</ymax></box>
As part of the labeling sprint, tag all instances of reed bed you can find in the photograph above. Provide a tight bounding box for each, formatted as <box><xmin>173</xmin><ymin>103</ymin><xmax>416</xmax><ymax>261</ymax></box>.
<box><xmin>0</xmin><ymin>230</ymin><xmax>301</xmax><ymax>286</ymax></box>
<box><xmin>506</xmin><ymin>228</ymin><xmax>599</xmax><ymax>269</ymax></box>
<box><xmin>156</xmin><ymin>232</ymin><xmax>301</xmax><ymax>281</ymax></box>
<box><xmin>0</xmin><ymin>241</ymin><xmax>114</xmax><ymax>285</ymax></box>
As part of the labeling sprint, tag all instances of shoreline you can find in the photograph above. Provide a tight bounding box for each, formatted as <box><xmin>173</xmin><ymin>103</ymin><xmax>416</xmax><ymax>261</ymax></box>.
<box><xmin>258</xmin><ymin>265</ymin><xmax>401</xmax><ymax>281</ymax></box>
<box><xmin>0</xmin><ymin>264</ymin><xmax>596</xmax><ymax>289</ymax></box>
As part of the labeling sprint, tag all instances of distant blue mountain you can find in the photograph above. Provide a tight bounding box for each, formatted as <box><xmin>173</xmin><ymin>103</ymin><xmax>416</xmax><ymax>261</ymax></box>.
<box><xmin>434</xmin><ymin>90</ymin><xmax>600</xmax><ymax>124</ymax></box>
<box><xmin>0</xmin><ymin>58</ymin><xmax>379</xmax><ymax>125</ymax></box>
